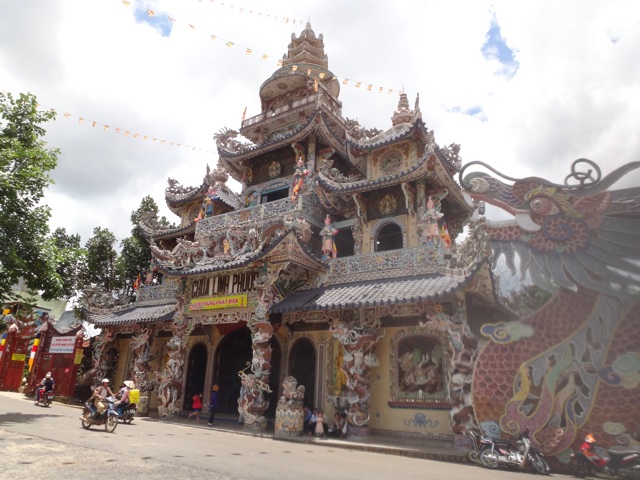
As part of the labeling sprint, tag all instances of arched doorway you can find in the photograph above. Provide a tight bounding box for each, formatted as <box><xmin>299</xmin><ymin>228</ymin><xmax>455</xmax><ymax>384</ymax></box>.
<box><xmin>183</xmin><ymin>343</ymin><xmax>208</xmax><ymax>410</ymax></box>
<box><xmin>289</xmin><ymin>338</ymin><xmax>316</xmax><ymax>409</ymax></box>
<box><xmin>213</xmin><ymin>327</ymin><xmax>283</xmax><ymax>419</ymax></box>
<box><xmin>213</xmin><ymin>328</ymin><xmax>253</xmax><ymax>414</ymax></box>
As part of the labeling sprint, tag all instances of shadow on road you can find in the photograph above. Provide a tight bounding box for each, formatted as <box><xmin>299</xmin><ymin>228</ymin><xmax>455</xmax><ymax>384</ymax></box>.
<box><xmin>0</xmin><ymin>411</ymin><xmax>65</xmax><ymax>426</ymax></box>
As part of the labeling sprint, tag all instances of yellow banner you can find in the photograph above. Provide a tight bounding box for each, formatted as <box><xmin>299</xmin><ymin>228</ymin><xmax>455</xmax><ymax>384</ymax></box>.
<box><xmin>189</xmin><ymin>294</ymin><xmax>247</xmax><ymax>311</ymax></box>
<box><xmin>74</xmin><ymin>348</ymin><xmax>84</xmax><ymax>365</ymax></box>
<box><xmin>12</xmin><ymin>353</ymin><xmax>26</xmax><ymax>362</ymax></box>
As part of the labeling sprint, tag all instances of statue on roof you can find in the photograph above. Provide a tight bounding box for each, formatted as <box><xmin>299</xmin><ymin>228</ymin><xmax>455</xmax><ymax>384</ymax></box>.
<box><xmin>320</xmin><ymin>215</ymin><xmax>339</xmax><ymax>260</ymax></box>
<box><xmin>421</xmin><ymin>192</ymin><xmax>448</xmax><ymax>244</ymax></box>
<box><xmin>290</xmin><ymin>154</ymin><xmax>312</xmax><ymax>203</ymax></box>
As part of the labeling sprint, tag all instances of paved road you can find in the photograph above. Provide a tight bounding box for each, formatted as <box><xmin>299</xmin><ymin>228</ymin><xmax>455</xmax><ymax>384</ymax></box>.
<box><xmin>0</xmin><ymin>392</ymin><xmax>569</xmax><ymax>479</ymax></box>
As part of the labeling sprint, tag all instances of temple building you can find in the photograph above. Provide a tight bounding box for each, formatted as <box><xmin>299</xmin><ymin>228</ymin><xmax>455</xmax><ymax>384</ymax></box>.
<box><xmin>83</xmin><ymin>23</ymin><xmax>511</xmax><ymax>439</ymax></box>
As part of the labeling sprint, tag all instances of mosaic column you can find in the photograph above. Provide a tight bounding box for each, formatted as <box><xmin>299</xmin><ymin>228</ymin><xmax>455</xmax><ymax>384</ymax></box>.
<box><xmin>329</xmin><ymin>314</ymin><xmax>384</xmax><ymax>437</ymax></box>
<box><xmin>156</xmin><ymin>281</ymin><xmax>194</xmax><ymax>417</ymax></box>
<box><xmin>156</xmin><ymin>318</ymin><xmax>194</xmax><ymax>417</ymax></box>
<box><xmin>129</xmin><ymin>324</ymin><xmax>155</xmax><ymax>386</ymax></box>
<box><xmin>89</xmin><ymin>327</ymin><xmax>116</xmax><ymax>383</ymax></box>
<box><xmin>238</xmin><ymin>262</ymin><xmax>280</xmax><ymax>430</ymax></box>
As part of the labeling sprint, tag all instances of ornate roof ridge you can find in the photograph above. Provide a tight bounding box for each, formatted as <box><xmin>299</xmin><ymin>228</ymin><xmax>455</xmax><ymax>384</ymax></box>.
<box><xmin>218</xmin><ymin>109</ymin><xmax>346</xmax><ymax>167</ymax></box>
<box><xmin>318</xmin><ymin>149</ymin><xmax>435</xmax><ymax>194</ymax></box>
<box><xmin>140</xmin><ymin>220</ymin><xmax>196</xmax><ymax>240</ymax></box>
<box><xmin>166</xmin><ymin>184</ymin><xmax>207</xmax><ymax>206</ymax></box>
<box><xmin>346</xmin><ymin>118</ymin><xmax>427</xmax><ymax>150</ymax></box>
<box><xmin>157</xmin><ymin>227</ymin><xmax>324</xmax><ymax>276</ymax></box>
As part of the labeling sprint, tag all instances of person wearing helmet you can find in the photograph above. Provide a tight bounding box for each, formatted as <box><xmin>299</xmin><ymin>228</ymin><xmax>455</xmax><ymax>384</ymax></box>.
<box><xmin>88</xmin><ymin>379</ymin><xmax>115</xmax><ymax>417</ymax></box>
<box><xmin>580</xmin><ymin>433</ymin><xmax>606</xmax><ymax>467</ymax></box>
<box><xmin>35</xmin><ymin>372</ymin><xmax>55</xmax><ymax>403</ymax></box>
<box><xmin>116</xmin><ymin>381</ymin><xmax>134</xmax><ymax>418</ymax></box>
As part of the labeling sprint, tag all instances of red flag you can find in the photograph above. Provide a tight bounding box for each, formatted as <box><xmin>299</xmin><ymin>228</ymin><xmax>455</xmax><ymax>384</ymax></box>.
<box><xmin>241</xmin><ymin>106</ymin><xmax>247</xmax><ymax>121</ymax></box>
<box><xmin>133</xmin><ymin>274</ymin><xmax>141</xmax><ymax>290</ymax></box>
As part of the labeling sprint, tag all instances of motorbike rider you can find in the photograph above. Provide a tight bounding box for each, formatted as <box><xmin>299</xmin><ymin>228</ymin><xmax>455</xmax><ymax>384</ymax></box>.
<box><xmin>116</xmin><ymin>381</ymin><xmax>133</xmax><ymax>418</ymax></box>
<box><xmin>88</xmin><ymin>379</ymin><xmax>115</xmax><ymax>417</ymax></box>
<box><xmin>580</xmin><ymin>433</ymin><xmax>607</xmax><ymax>467</ymax></box>
<box><xmin>35</xmin><ymin>372</ymin><xmax>55</xmax><ymax>403</ymax></box>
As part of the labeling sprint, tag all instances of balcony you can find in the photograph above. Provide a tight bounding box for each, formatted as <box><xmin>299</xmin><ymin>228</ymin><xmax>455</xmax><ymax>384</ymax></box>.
<box><xmin>194</xmin><ymin>195</ymin><xmax>326</xmax><ymax>240</ymax></box>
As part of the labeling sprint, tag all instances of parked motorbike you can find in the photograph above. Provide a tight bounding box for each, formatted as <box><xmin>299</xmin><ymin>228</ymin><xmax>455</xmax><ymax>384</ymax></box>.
<box><xmin>479</xmin><ymin>428</ymin><xmax>550</xmax><ymax>475</ymax></box>
<box><xmin>34</xmin><ymin>389</ymin><xmax>55</xmax><ymax>407</ymax></box>
<box><xmin>80</xmin><ymin>396</ymin><xmax>118</xmax><ymax>433</ymax></box>
<box><xmin>117</xmin><ymin>402</ymin><xmax>137</xmax><ymax>424</ymax></box>
<box><xmin>569</xmin><ymin>444</ymin><xmax>640</xmax><ymax>479</ymax></box>
<box><xmin>464</xmin><ymin>429</ymin><xmax>495</xmax><ymax>464</ymax></box>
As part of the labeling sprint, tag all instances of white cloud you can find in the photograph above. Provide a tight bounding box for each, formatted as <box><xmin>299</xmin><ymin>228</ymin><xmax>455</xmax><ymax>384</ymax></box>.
<box><xmin>1</xmin><ymin>0</ymin><xmax>639</xmax><ymax>246</ymax></box>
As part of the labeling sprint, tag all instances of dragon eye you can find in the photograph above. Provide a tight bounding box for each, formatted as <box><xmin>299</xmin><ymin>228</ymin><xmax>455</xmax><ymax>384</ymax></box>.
<box><xmin>530</xmin><ymin>197</ymin><xmax>559</xmax><ymax>215</ymax></box>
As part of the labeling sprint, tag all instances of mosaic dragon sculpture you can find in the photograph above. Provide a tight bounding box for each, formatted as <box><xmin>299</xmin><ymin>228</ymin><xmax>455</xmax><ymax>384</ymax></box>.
<box><xmin>460</xmin><ymin>159</ymin><xmax>640</xmax><ymax>461</ymax></box>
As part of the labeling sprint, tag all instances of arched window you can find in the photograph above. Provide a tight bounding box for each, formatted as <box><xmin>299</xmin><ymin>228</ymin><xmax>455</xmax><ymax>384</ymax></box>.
<box><xmin>375</xmin><ymin>223</ymin><xmax>403</xmax><ymax>252</ymax></box>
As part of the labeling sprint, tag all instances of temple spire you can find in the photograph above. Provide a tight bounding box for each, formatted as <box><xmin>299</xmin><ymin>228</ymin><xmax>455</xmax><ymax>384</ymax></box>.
<box><xmin>282</xmin><ymin>21</ymin><xmax>328</xmax><ymax>69</ymax></box>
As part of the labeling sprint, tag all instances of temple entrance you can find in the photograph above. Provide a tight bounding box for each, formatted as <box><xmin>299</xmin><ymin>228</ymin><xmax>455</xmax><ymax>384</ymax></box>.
<box><xmin>289</xmin><ymin>338</ymin><xmax>316</xmax><ymax>409</ymax></box>
<box><xmin>183</xmin><ymin>343</ymin><xmax>208</xmax><ymax>410</ymax></box>
<box><xmin>213</xmin><ymin>328</ymin><xmax>252</xmax><ymax>414</ymax></box>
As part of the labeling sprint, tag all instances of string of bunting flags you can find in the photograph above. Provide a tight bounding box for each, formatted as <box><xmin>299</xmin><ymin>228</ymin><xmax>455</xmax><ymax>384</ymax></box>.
<box><xmin>38</xmin><ymin>103</ymin><xmax>217</xmax><ymax>154</ymax></box>
<box><xmin>120</xmin><ymin>0</ymin><xmax>401</xmax><ymax>96</ymax></box>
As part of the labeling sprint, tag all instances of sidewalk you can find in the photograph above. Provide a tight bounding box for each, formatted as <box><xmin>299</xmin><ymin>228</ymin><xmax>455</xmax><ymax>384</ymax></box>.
<box><xmin>152</xmin><ymin>412</ymin><xmax>471</xmax><ymax>464</ymax></box>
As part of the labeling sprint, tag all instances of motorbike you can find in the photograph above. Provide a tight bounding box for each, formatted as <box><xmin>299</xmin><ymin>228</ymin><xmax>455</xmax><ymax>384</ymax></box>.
<box><xmin>569</xmin><ymin>444</ymin><xmax>640</xmax><ymax>479</ymax></box>
<box><xmin>464</xmin><ymin>429</ymin><xmax>496</xmax><ymax>464</ymax></box>
<box><xmin>80</xmin><ymin>396</ymin><xmax>119</xmax><ymax>433</ymax></box>
<box><xmin>34</xmin><ymin>388</ymin><xmax>55</xmax><ymax>407</ymax></box>
<box><xmin>117</xmin><ymin>402</ymin><xmax>137</xmax><ymax>424</ymax></box>
<box><xmin>479</xmin><ymin>428</ymin><xmax>551</xmax><ymax>475</ymax></box>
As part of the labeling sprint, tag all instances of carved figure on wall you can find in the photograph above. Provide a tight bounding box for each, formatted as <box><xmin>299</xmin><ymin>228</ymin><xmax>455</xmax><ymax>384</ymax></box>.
<box><xmin>401</xmin><ymin>182</ymin><xmax>416</xmax><ymax>216</ymax></box>
<box><xmin>398</xmin><ymin>346</ymin><xmax>444</xmax><ymax>395</ymax></box>
<box><xmin>150</xmin><ymin>238</ymin><xmax>203</xmax><ymax>269</ymax></box>
<box><xmin>238</xmin><ymin>262</ymin><xmax>284</xmax><ymax>430</ymax></box>
<box><xmin>290</xmin><ymin>156</ymin><xmax>312</xmax><ymax>203</ymax></box>
<box><xmin>155</xmin><ymin>319</ymin><xmax>194</xmax><ymax>417</ymax></box>
<box><xmin>330</xmin><ymin>316</ymin><xmax>384</xmax><ymax>432</ymax></box>
<box><xmin>130</xmin><ymin>325</ymin><xmax>156</xmax><ymax>389</ymax></box>
<box><xmin>378</xmin><ymin>194</ymin><xmax>397</xmax><ymax>216</ymax></box>
<box><xmin>87</xmin><ymin>327</ymin><xmax>115</xmax><ymax>383</ymax></box>
<box><xmin>246</xmin><ymin>191</ymin><xmax>259</xmax><ymax>207</ymax></box>
<box><xmin>352</xmin><ymin>193</ymin><xmax>367</xmax><ymax>226</ymax></box>
<box><xmin>320</xmin><ymin>215</ymin><xmax>339</xmax><ymax>260</ymax></box>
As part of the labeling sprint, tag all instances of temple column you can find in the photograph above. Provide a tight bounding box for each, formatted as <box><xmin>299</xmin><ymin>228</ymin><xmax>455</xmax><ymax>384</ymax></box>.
<box><xmin>239</xmin><ymin>262</ymin><xmax>282</xmax><ymax>430</ymax></box>
<box><xmin>329</xmin><ymin>313</ymin><xmax>383</xmax><ymax>437</ymax></box>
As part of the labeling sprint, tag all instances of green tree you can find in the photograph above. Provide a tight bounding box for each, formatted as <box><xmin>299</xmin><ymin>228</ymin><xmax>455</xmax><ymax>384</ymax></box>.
<box><xmin>0</xmin><ymin>92</ymin><xmax>61</xmax><ymax>302</ymax></box>
<box><xmin>115</xmin><ymin>196</ymin><xmax>170</xmax><ymax>296</ymax></box>
<box><xmin>49</xmin><ymin>227</ymin><xmax>87</xmax><ymax>299</ymax></box>
<box><xmin>82</xmin><ymin>227</ymin><xmax>118</xmax><ymax>292</ymax></box>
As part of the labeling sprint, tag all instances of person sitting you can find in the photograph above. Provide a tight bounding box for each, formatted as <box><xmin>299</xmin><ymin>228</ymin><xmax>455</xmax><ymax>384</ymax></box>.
<box><xmin>88</xmin><ymin>379</ymin><xmax>115</xmax><ymax>417</ymax></box>
<box><xmin>302</xmin><ymin>406</ymin><xmax>312</xmax><ymax>434</ymax></box>
<box><xmin>36</xmin><ymin>372</ymin><xmax>55</xmax><ymax>403</ymax></box>
<box><xmin>308</xmin><ymin>408</ymin><xmax>318</xmax><ymax>435</ymax></box>
<box><xmin>580</xmin><ymin>433</ymin><xmax>607</xmax><ymax>468</ymax></box>
<box><xmin>328</xmin><ymin>412</ymin><xmax>346</xmax><ymax>438</ymax></box>
<box><xmin>116</xmin><ymin>381</ymin><xmax>133</xmax><ymax>418</ymax></box>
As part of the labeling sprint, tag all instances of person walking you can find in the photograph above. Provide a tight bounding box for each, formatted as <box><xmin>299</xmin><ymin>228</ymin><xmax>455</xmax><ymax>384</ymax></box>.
<box><xmin>188</xmin><ymin>392</ymin><xmax>203</xmax><ymax>420</ymax></box>
<box><xmin>208</xmin><ymin>385</ymin><xmax>219</xmax><ymax>426</ymax></box>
